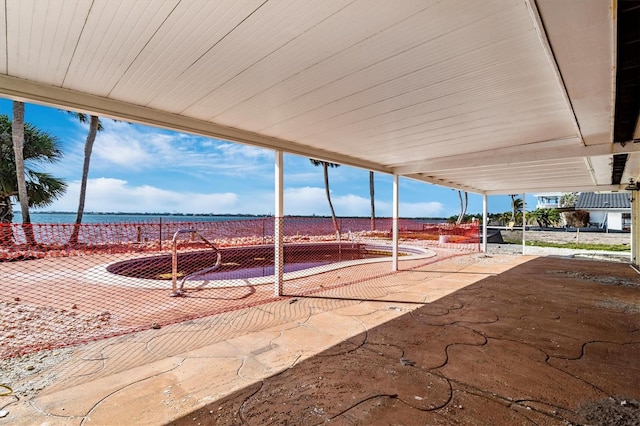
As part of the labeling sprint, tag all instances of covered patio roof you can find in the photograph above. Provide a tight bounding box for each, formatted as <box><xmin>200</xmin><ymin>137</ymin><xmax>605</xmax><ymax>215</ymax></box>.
<box><xmin>0</xmin><ymin>0</ymin><xmax>638</xmax><ymax>195</ymax></box>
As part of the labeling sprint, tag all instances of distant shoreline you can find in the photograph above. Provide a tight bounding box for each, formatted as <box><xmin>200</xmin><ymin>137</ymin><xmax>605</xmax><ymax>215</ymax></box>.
<box><xmin>16</xmin><ymin>212</ymin><xmax>447</xmax><ymax>220</ymax></box>
<box><xmin>10</xmin><ymin>212</ymin><xmax>268</xmax><ymax>225</ymax></box>
<box><xmin>10</xmin><ymin>212</ymin><xmax>448</xmax><ymax>225</ymax></box>
<box><xmin>22</xmin><ymin>212</ymin><xmax>272</xmax><ymax>217</ymax></box>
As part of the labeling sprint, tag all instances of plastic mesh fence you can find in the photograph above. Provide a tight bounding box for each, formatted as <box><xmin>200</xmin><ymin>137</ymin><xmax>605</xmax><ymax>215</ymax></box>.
<box><xmin>0</xmin><ymin>217</ymin><xmax>479</xmax><ymax>359</ymax></box>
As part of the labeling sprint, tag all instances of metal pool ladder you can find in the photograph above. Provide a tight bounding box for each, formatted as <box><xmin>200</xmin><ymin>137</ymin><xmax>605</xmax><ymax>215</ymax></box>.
<box><xmin>170</xmin><ymin>229</ymin><xmax>221</xmax><ymax>297</ymax></box>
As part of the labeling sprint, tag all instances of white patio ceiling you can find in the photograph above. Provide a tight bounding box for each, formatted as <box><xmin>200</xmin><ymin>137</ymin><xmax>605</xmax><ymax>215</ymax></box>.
<box><xmin>0</xmin><ymin>0</ymin><xmax>638</xmax><ymax>195</ymax></box>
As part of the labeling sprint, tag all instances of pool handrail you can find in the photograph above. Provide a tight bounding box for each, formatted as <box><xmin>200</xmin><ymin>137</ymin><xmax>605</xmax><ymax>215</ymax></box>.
<box><xmin>170</xmin><ymin>228</ymin><xmax>221</xmax><ymax>297</ymax></box>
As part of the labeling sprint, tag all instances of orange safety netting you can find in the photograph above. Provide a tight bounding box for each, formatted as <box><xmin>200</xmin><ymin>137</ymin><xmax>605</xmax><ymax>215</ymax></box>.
<box><xmin>0</xmin><ymin>217</ymin><xmax>479</xmax><ymax>358</ymax></box>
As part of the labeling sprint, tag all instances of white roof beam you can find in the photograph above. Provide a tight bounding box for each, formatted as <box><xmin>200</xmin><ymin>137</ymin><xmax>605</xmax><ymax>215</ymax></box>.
<box><xmin>525</xmin><ymin>0</ymin><xmax>585</xmax><ymax>146</ymax></box>
<box><xmin>0</xmin><ymin>74</ymin><xmax>392</xmax><ymax>174</ymax></box>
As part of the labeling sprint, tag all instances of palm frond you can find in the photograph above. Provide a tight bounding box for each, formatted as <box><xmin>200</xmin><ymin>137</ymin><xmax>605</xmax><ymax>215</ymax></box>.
<box><xmin>0</xmin><ymin>114</ymin><xmax>67</xmax><ymax>208</ymax></box>
<box><xmin>309</xmin><ymin>159</ymin><xmax>340</xmax><ymax>168</ymax></box>
<box><xmin>68</xmin><ymin>112</ymin><xmax>104</xmax><ymax>131</ymax></box>
<box><xmin>25</xmin><ymin>171</ymin><xmax>67</xmax><ymax>207</ymax></box>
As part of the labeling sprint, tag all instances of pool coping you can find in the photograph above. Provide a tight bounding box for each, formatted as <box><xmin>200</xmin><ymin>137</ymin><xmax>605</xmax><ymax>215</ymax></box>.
<box><xmin>84</xmin><ymin>242</ymin><xmax>436</xmax><ymax>290</ymax></box>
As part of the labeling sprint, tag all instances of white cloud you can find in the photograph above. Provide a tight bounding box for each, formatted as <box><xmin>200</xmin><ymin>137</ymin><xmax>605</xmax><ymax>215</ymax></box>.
<box><xmin>36</xmin><ymin>178</ymin><xmax>239</xmax><ymax>214</ymax></box>
<box><xmin>72</xmin><ymin>120</ymin><xmax>273</xmax><ymax>179</ymax></box>
<box><xmin>282</xmin><ymin>187</ymin><xmax>369</xmax><ymax>216</ymax></box>
<box><xmin>217</xmin><ymin>142</ymin><xmax>272</xmax><ymax>160</ymax></box>
<box><xmin>283</xmin><ymin>187</ymin><xmax>329</xmax><ymax>215</ymax></box>
<box><xmin>398</xmin><ymin>201</ymin><xmax>445</xmax><ymax>218</ymax></box>
<box><xmin>281</xmin><ymin>187</ymin><xmax>444</xmax><ymax>217</ymax></box>
<box><xmin>283</xmin><ymin>171</ymin><xmax>323</xmax><ymax>186</ymax></box>
<box><xmin>334</xmin><ymin>194</ymin><xmax>371</xmax><ymax>216</ymax></box>
<box><xmin>31</xmin><ymin>178</ymin><xmax>446</xmax><ymax>217</ymax></box>
<box><xmin>93</xmin><ymin>134</ymin><xmax>152</xmax><ymax>169</ymax></box>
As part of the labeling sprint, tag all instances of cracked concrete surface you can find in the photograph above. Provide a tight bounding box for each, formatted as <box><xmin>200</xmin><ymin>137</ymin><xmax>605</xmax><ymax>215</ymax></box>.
<box><xmin>2</xmin><ymin>253</ymin><xmax>639</xmax><ymax>425</ymax></box>
<box><xmin>170</xmin><ymin>256</ymin><xmax>639</xmax><ymax>425</ymax></box>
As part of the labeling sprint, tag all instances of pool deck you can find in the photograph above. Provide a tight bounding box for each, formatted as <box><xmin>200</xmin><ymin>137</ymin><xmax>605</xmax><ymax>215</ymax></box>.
<box><xmin>2</xmin><ymin>250</ymin><xmax>639</xmax><ymax>424</ymax></box>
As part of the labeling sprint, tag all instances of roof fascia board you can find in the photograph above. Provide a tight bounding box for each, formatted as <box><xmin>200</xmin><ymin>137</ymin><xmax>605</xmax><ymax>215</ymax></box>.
<box><xmin>394</xmin><ymin>141</ymin><xmax>640</xmax><ymax>175</ymax></box>
<box><xmin>403</xmin><ymin>174</ymin><xmax>483</xmax><ymax>194</ymax></box>
<box><xmin>405</xmin><ymin>172</ymin><xmax>624</xmax><ymax>195</ymax></box>
<box><xmin>0</xmin><ymin>74</ymin><xmax>393</xmax><ymax>174</ymax></box>
<box><xmin>482</xmin><ymin>184</ymin><xmax>623</xmax><ymax>195</ymax></box>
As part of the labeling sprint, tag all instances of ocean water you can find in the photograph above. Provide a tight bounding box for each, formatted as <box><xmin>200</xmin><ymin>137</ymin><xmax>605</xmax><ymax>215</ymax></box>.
<box><xmin>12</xmin><ymin>212</ymin><xmax>263</xmax><ymax>224</ymax></box>
<box><xmin>11</xmin><ymin>212</ymin><xmax>445</xmax><ymax>225</ymax></box>
<box><xmin>6</xmin><ymin>213</ymin><xmax>446</xmax><ymax>245</ymax></box>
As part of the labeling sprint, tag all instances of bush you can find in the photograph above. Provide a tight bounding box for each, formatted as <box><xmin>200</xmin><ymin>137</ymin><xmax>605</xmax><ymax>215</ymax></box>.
<box><xmin>564</xmin><ymin>210</ymin><xmax>590</xmax><ymax>228</ymax></box>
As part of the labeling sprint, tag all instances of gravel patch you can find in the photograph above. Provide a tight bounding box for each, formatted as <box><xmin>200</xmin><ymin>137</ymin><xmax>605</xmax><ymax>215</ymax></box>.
<box><xmin>0</xmin><ymin>299</ymin><xmax>127</xmax><ymax>402</ymax></box>
<box><xmin>0</xmin><ymin>347</ymin><xmax>74</xmax><ymax>401</ymax></box>
<box><xmin>579</xmin><ymin>397</ymin><xmax>640</xmax><ymax>426</ymax></box>
<box><xmin>0</xmin><ymin>300</ymin><xmax>121</xmax><ymax>359</ymax></box>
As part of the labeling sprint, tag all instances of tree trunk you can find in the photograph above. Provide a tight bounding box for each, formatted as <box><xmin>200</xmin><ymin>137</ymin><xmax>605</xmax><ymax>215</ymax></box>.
<box><xmin>456</xmin><ymin>191</ymin><xmax>468</xmax><ymax>225</ymax></box>
<box><xmin>369</xmin><ymin>171</ymin><xmax>375</xmax><ymax>231</ymax></box>
<box><xmin>510</xmin><ymin>194</ymin><xmax>516</xmax><ymax>222</ymax></box>
<box><xmin>0</xmin><ymin>195</ymin><xmax>15</xmax><ymax>246</ymax></box>
<box><xmin>323</xmin><ymin>162</ymin><xmax>339</xmax><ymax>235</ymax></box>
<box><xmin>463</xmin><ymin>191</ymin><xmax>468</xmax><ymax>220</ymax></box>
<box><xmin>70</xmin><ymin>115</ymin><xmax>99</xmax><ymax>245</ymax></box>
<box><xmin>12</xmin><ymin>101</ymin><xmax>36</xmax><ymax>246</ymax></box>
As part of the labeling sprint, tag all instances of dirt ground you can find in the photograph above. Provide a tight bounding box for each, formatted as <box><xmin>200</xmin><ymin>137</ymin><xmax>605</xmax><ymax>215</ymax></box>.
<box><xmin>169</xmin><ymin>256</ymin><xmax>640</xmax><ymax>425</ymax></box>
<box><xmin>501</xmin><ymin>229</ymin><xmax>631</xmax><ymax>246</ymax></box>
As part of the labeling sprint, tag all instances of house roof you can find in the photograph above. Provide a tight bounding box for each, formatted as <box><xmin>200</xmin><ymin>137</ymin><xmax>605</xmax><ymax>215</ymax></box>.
<box><xmin>0</xmin><ymin>0</ymin><xmax>638</xmax><ymax>195</ymax></box>
<box><xmin>575</xmin><ymin>192</ymin><xmax>631</xmax><ymax>210</ymax></box>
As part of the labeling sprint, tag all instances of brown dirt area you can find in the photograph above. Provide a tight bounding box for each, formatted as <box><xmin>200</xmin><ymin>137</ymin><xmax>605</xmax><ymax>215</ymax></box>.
<box><xmin>170</xmin><ymin>256</ymin><xmax>640</xmax><ymax>425</ymax></box>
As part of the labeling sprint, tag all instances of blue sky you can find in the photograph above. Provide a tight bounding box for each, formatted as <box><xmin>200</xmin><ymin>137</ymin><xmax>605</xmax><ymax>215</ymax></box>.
<box><xmin>1</xmin><ymin>99</ymin><xmax>531</xmax><ymax>217</ymax></box>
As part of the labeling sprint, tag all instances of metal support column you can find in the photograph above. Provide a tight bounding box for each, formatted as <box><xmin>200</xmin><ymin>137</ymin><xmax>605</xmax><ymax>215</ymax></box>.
<box><xmin>392</xmin><ymin>174</ymin><xmax>399</xmax><ymax>271</ymax></box>
<box><xmin>274</xmin><ymin>151</ymin><xmax>284</xmax><ymax>296</ymax></box>
<box><xmin>482</xmin><ymin>194</ymin><xmax>488</xmax><ymax>253</ymax></box>
<box><xmin>521</xmin><ymin>193</ymin><xmax>526</xmax><ymax>255</ymax></box>
<box><xmin>632</xmin><ymin>191</ymin><xmax>639</xmax><ymax>268</ymax></box>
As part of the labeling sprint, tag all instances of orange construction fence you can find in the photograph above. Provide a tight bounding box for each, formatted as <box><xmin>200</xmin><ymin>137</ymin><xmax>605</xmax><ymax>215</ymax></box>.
<box><xmin>0</xmin><ymin>217</ymin><xmax>479</xmax><ymax>358</ymax></box>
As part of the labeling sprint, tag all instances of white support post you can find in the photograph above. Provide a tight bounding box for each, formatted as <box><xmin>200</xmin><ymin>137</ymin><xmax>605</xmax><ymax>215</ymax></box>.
<box><xmin>522</xmin><ymin>193</ymin><xmax>526</xmax><ymax>255</ymax></box>
<box><xmin>392</xmin><ymin>174</ymin><xmax>399</xmax><ymax>271</ymax></box>
<box><xmin>274</xmin><ymin>151</ymin><xmax>284</xmax><ymax>296</ymax></box>
<box><xmin>482</xmin><ymin>194</ymin><xmax>488</xmax><ymax>253</ymax></box>
<box><xmin>632</xmin><ymin>191</ymin><xmax>639</xmax><ymax>268</ymax></box>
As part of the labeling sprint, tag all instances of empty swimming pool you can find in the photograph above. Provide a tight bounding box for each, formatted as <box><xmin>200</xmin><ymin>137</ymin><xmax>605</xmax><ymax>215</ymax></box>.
<box><xmin>106</xmin><ymin>242</ymin><xmax>431</xmax><ymax>285</ymax></box>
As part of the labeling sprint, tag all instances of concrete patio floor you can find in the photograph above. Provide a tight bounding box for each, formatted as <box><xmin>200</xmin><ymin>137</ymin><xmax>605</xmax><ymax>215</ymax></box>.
<box><xmin>2</xmin><ymin>251</ymin><xmax>639</xmax><ymax>425</ymax></box>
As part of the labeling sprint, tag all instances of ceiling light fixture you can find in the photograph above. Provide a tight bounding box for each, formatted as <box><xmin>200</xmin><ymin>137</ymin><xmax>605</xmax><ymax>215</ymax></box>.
<box><xmin>624</xmin><ymin>179</ymin><xmax>639</xmax><ymax>191</ymax></box>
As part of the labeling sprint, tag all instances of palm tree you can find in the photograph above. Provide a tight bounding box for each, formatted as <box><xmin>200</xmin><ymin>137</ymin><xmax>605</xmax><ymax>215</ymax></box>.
<box><xmin>559</xmin><ymin>192</ymin><xmax>578</xmax><ymax>208</ymax></box>
<box><xmin>11</xmin><ymin>102</ymin><xmax>37</xmax><ymax>245</ymax></box>
<box><xmin>369</xmin><ymin>171</ymin><xmax>375</xmax><ymax>231</ymax></box>
<box><xmin>69</xmin><ymin>113</ymin><xmax>103</xmax><ymax>244</ymax></box>
<box><xmin>0</xmin><ymin>114</ymin><xmax>67</xmax><ymax>246</ymax></box>
<box><xmin>499</xmin><ymin>211</ymin><xmax>513</xmax><ymax>226</ymax></box>
<box><xmin>509</xmin><ymin>194</ymin><xmax>523</xmax><ymax>223</ymax></box>
<box><xmin>309</xmin><ymin>159</ymin><xmax>340</xmax><ymax>235</ymax></box>
<box><xmin>528</xmin><ymin>208</ymin><xmax>560</xmax><ymax>228</ymax></box>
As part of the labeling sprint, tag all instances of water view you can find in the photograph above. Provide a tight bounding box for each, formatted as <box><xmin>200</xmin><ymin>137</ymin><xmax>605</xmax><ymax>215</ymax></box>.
<box><xmin>12</xmin><ymin>212</ymin><xmax>447</xmax><ymax>225</ymax></box>
<box><xmin>12</xmin><ymin>212</ymin><xmax>265</xmax><ymax>224</ymax></box>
